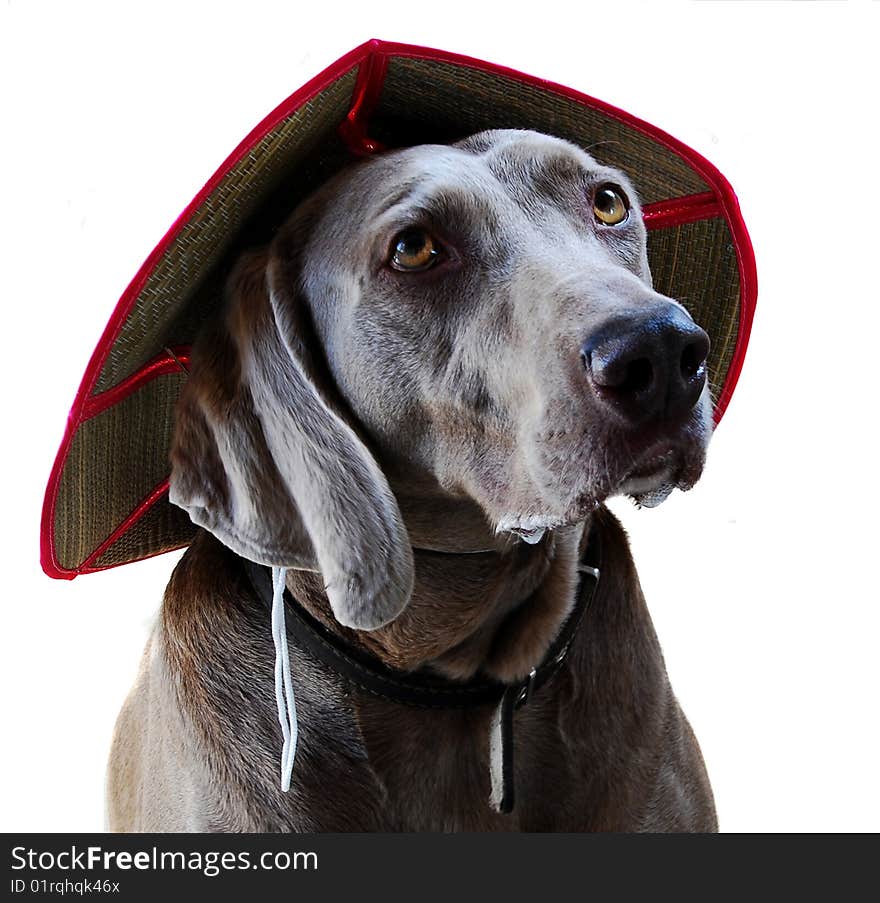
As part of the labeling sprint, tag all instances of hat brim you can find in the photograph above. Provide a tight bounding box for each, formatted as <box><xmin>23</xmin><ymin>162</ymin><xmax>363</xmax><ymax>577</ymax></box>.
<box><xmin>41</xmin><ymin>38</ymin><xmax>757</xmax><ymax>580</ymax></box>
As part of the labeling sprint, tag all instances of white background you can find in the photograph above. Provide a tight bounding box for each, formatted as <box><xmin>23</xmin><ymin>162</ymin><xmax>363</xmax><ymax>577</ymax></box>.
<box><xmin>2</xmin><ymin>0</ymin><xmax>878</xmax><ymax>833</ymax></box>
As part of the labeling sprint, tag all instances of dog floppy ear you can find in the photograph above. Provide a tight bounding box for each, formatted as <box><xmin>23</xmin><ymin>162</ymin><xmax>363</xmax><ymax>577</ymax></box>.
<box><xmin>169</xmin><ymin>249</ymin><xmax>414</xmax><ymax>630</ymax></box>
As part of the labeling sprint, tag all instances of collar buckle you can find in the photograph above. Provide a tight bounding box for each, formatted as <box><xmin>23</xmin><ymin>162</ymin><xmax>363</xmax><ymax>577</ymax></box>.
<box><xmin>515</xmin><ymin>667</ymin><xmax>538</xmax><ymax>707</ymax></box>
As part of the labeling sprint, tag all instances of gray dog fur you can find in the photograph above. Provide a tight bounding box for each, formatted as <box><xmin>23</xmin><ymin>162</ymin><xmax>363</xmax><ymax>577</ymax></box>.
<box><xmin>106</xmin><ymin>130</ymin><xmax>717</xmax><ymax>831</ymax></box>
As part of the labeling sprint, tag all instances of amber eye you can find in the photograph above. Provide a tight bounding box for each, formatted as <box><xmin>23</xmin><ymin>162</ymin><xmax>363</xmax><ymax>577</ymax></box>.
<box><xmin>389</xmin><ymin>228</ymin><xmax>440</xmax><ymax>271</ymax></box>
<box><xmin>593</xmin><ymin>185</ymin><xmax>629</xmax><ymax>226</ymax></box>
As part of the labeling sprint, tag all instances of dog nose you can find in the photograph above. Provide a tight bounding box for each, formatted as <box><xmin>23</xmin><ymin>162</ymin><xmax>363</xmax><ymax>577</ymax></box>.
<box><xmin>581</xmin><ymin>308</ymin><xmax>710</xmax><ymax>423</ymax></box>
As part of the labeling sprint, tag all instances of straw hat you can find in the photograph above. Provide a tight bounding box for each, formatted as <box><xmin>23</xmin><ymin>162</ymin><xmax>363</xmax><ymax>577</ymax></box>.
<box><xmin>40</xmin><ymin>38</ymin><xmax>757</xmax><ymax>580</ymax></box>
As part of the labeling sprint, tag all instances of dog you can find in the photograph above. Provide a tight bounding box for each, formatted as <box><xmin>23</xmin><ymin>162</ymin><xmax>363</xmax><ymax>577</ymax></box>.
<box><xmin>106</xmin><ymin>129</ymin><xmax>717</xmax><ymax>831</ymax></box>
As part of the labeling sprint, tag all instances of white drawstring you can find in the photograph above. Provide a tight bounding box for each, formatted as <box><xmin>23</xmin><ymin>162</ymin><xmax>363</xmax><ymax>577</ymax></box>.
<box><xmin>271</xmin><ymin>566</ymin><xmax>298</xmax><ymax>791</ymax></box>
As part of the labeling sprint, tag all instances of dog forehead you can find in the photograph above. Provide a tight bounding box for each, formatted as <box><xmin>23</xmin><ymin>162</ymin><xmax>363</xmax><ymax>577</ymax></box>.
<box><xmin>343</xmin><ymin>129</ymin><xmax>608</xmax><ymax>216</ymax></box>
<box><xmin>456</xmin><ymin>128</ymin><xmax>600</xmax><ymax>173</ymax></box>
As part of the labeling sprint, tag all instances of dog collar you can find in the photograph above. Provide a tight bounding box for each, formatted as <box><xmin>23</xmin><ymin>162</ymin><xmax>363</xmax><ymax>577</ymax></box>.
<box><xmin>243</xmin><ymin>526</ymin><xmax>602</xmax><ymax>814</ymax></box>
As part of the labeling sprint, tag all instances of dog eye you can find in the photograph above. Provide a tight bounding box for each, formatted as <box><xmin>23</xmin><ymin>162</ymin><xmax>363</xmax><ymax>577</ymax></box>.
<box><xmin>593</xmin><ymin>185</ymin><xmax>629</xmax><ymax>226</ymax></box>
<box><xmin>389</xmin><ymin>228</ymin><xmax>441</xmax><ymax>271</ymax></box>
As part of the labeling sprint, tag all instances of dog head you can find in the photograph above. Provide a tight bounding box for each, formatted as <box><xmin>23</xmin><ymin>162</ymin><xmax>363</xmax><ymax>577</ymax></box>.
<box><xmin>170</xmin><ymin>129</ymin><xmax>712</xmax><ymax>630</ymax></box>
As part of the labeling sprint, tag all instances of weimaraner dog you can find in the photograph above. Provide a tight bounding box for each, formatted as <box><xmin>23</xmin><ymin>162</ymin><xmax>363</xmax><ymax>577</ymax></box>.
<box><xmin>107</xmin><ymin>129</ymin><xmax>717</xmax><ymax>832</ymax></box>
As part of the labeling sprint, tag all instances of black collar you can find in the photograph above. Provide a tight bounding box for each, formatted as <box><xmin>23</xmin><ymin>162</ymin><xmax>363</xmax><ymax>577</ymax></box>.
<box><xmin>242</xmin><ymin>524</ymin><xmax>601</xmax><ymax>813</ymax></box>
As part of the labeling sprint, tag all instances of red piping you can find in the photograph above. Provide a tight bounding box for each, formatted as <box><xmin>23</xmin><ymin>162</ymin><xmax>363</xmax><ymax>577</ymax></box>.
<box><xmin>78</xmin><ymin>479</ymin><xmax>173</xmax><ymax>571</ymax></box>
<box><xmin>713</xmin><ymin>192</ymin><xmax>757</xmax><ymax>418</ymax></box>
<box><xmin>73</xmin><ymin>541</ymin><xmax>191</xmax><ymax>577</ymax></box>
<box><xmin>642</xmin><ymin>191</ymin><xmax>721</xmax><ymax>230</ymax></box>
<box><xmin>80</xmin><ymin>346</ymin><xmax>191</xmax><ymax>421</ymax></box>
<box><xmin>339</xmin><ymin>40</ymin><xmax>388</xmax><ymax>156</ymax></box>
<box><xmin>46</xmin><ymin>343</ymin><xmax>191</xmax><ymax>576</ymax></box>
<box><xmin>41</xmin><ymin>38</ymin><xmax>757</xmax><ymax>580</ymax></box>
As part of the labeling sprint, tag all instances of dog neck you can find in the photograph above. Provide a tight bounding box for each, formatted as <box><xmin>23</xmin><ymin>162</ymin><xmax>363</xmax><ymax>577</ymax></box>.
<box><xmin>284</xmin><ymin>518</ymin><xmax>586</xmax><ymax>684</ymax></box>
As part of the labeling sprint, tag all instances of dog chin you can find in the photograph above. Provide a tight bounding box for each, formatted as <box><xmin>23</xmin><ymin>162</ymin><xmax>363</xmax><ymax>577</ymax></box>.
<box><xmin>495</xmin><ymin>493</ymin><xmax>603</xmax><ymax>544</ymax></box>
<box><xmin>495</xmin><ymin>512</ymin><xmax>569</xmax><ymax>545</ymax></box>
<box><xmin>495</xmin><ymin>442</ymin><xmax>707</xmax><ymax>542</ymax></box>
<box><xmin>618</xmin><ymin>445</ymin><xmax>705</xmax><ymax>508</ymax></box>
<box><xmin>626</xmin><ymin>479</ymin><xmax>675</xmax><ymax>509</ymax></box>
<box><xmin>615</xmin><ymin>457</ymin><xmax>677</xmax><ymax>508</ymax></box>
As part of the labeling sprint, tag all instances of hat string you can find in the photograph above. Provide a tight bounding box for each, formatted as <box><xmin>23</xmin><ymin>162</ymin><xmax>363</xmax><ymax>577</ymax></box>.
<box><xmin>271</xmin><ymin>566</ymin><xmax>298</xmax><ymax>792</ymax></box>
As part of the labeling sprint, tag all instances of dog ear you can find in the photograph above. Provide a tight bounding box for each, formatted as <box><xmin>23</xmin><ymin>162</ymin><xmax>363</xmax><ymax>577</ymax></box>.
<box><xmin>169</xmin><ymin>249</ymin><xmax>414</xmax><ymax>630</ymax></box>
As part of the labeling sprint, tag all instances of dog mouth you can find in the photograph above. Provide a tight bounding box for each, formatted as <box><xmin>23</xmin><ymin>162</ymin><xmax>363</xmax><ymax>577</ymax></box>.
<box><xmin>616</xmin><ymin>445</ymin><xmax>680</xmax><ymax>507</ymax></box>
<box><xmin>497</xmin><ymin>438</ymin><xmax>705</xmax><ymax>542</ymax></box>
<box><xmin>618</xmin><ymin>432</ymin><xmax>711</xmax><ymax>506</ymax></box>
